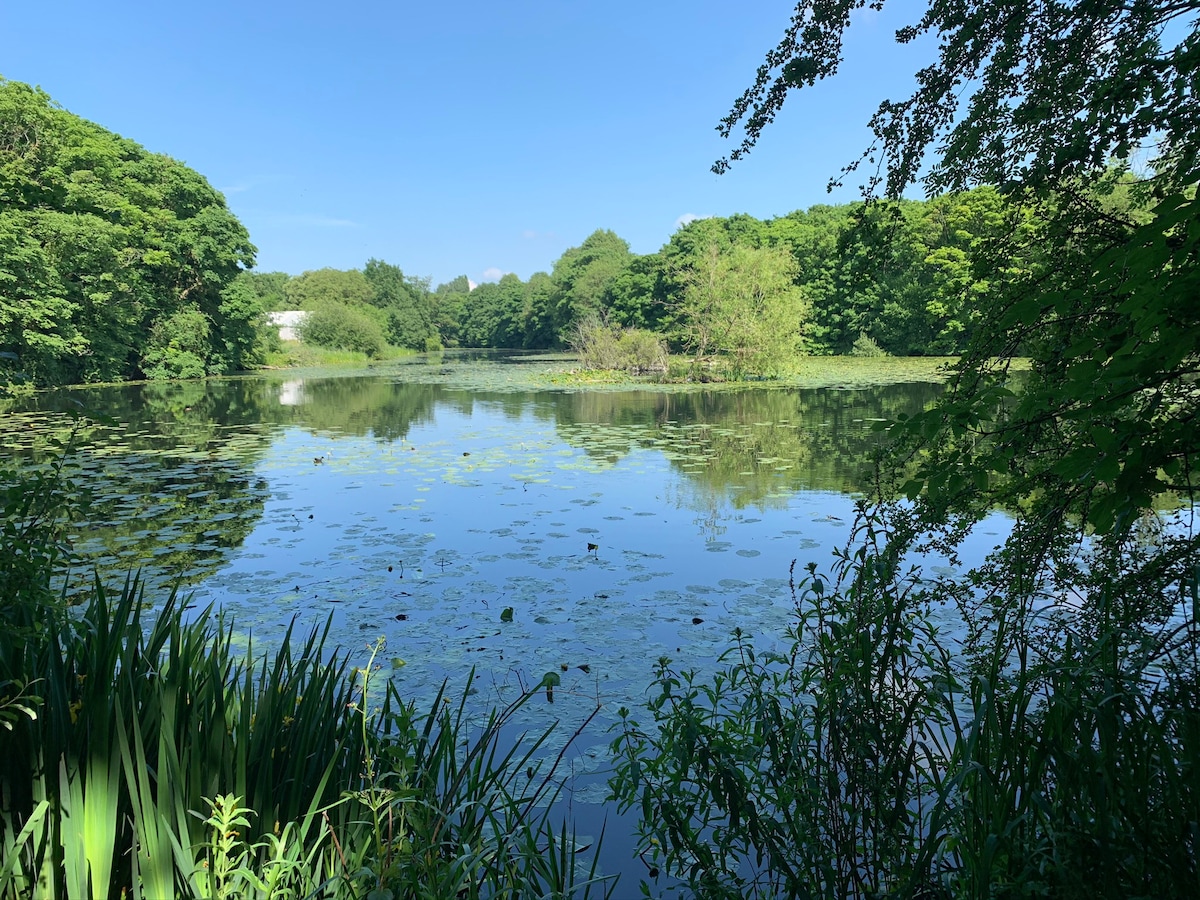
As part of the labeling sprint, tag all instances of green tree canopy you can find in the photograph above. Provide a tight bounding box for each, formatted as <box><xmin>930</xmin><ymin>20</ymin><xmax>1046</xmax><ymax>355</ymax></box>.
<box><xmin>458</xmin><ymin>273</ymin><xmax>526</xmax><ymax>348</ymax></box>
<box><xmin>549</xmin><ymin>229</ymin><xmax>633</xmax><ymax>342</ymax></box>
<box><xmin>363</xmin><ymin>258</ymin><xmax>437</xmax><ymax>349</ymax></box>
<box><xmin>0</xmin><ymin>78</ymin><xmax>256</xmax><ymax>386</ymax></box>
<box><xmin>435</xmin><ymin>275</ymin><xmax>471</xmax><ymax>295</ymax></box>
<box><xmin>718</xmin><ymin>0</ymin><xmax>1199</xmax><ymax>538</ymax></box>
<box><xmin>237</xmin><ymin>271</ymin><xmax>291</xmax><ymax>312</ymax></box>
<box><xmin>678</xmin><ymin>241</ymin><xmax>810</xmax><ymax>378</ymax></box>
<box><xmin>284</xmin><ymin>268</ymin><xmax>373</xmax><ymax>311</ymax></box>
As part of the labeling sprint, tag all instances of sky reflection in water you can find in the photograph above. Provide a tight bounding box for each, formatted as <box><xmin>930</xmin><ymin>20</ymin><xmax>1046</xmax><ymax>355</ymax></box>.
<box><xmin>4</xmin><ymin>359</ymin><xmax>1012</xmax><ymax>889</ymax></box>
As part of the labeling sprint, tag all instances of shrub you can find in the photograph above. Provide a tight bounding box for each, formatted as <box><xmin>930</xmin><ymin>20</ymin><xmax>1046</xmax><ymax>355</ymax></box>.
<box><xmin>298</xmin><ymin>302</ymin><xmax>386</xmax><ymax>357</ymax></box>
<box><xmin>571</xmin><ymin>315</ymin><xmax>667</xmax><ymax>374</ymax></box>
<box><xmin>850</xmin><ymin>332</ymin><xmax>889</xmax><ymax>357</ymax></box>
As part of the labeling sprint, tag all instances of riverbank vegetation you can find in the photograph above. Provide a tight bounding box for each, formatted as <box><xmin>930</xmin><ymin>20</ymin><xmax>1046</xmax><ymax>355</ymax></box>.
<box><xmin>244</xmin><ymin>186</ymin><xmax>1073</xmax><ymax>380</ymax></box>
<box><xmin>0</xmin><ymin>439</ymin><xmax>612</xmax><ymax>899</ymax></box>
<box><xmin>2</xmin><ymin>0</ymin><xmax>1198</xmax><ymax>895</ymax></box>
<box><xmin>4</xmin><ymin>77</ymin><xmax>1139</xmax><ymax>392</ymax></box>
<box><xmin>608</xmin><ymin>0</ymin><xmax>1200</xmax><ymax>896</ymax></box>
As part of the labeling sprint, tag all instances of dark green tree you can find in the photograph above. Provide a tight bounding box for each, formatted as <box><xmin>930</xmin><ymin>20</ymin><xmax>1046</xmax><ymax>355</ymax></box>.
<box><xmin>237</xmin><ymin>271</ymin><xmax>291</xmax><ymax>312</ymax></box>
<box><xmin>458</xmin><ymin>273</ymin><xmax>527</xmax><ymax>348</ymax></box>
<box><xmin>520</xmin><ymin>271</ymin><xmax>557</xmax><ymax>349</ymax></box>
<box><xmin>548</xmin><ymin>229</ymin><xmax>633</xmax><ymax>342</ymax></box>
<box><xmin>435</xmin><ymin>275</ymin><xmax>471</xmax><ymax>295</ymax></box>
<box><xmin>0</xmin><ymin>79</ymin><xmax>256</xmax><ymax>386</ymax></box>
<box><xmin>363</xmin><ymin>258</ymin><xmax>437</xmax><ymax>350</ymax></box>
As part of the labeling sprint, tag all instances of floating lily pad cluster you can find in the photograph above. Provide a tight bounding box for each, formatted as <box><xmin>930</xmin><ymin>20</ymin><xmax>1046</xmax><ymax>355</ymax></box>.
<box><xmin>0</xmin><ymin>355</ymin><xmax>993</xmax><ymax>780</ymax></box>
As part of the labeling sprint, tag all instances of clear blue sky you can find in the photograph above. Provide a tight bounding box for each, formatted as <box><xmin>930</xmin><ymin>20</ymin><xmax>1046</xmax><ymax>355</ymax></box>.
<box><xmin>2</xmin><ymin>1</ymin><xmax>932</xmax><ymax>286</ymax></box>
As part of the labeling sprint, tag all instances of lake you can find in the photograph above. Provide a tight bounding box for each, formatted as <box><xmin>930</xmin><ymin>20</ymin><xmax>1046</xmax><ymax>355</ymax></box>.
<box><xmin>2</xmin><ymin>351</ymin><xmax>1002</xmax><ymax>890</ymax></box>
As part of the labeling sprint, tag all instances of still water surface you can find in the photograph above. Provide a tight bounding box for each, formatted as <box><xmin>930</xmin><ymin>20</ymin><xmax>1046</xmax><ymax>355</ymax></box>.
<box><xmin>3</xmin><ymin>353</ymin><xmax>1003</xmax><ymax>889</ymax></box>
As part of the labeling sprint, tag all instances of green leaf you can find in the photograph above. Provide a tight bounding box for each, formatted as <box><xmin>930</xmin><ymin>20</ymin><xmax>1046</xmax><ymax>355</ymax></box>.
<box><xmin>500</xmin><ymin>606</ymin><xmax>514</xmax><ymax>623</ymax></box>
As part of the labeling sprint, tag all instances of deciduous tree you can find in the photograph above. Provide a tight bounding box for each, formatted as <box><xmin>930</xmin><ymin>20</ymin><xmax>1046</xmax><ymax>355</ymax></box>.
<box><xmin>0</xmin><ymin>78</ymin><xmax>256</xmax><ymax>386</ymax></box>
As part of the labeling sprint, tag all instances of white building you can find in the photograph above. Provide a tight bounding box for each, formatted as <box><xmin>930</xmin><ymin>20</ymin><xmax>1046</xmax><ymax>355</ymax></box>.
<box><xmin>267</xmin><ymin>310</ymin><xmax>308</xmax><ymax>342</ymax></box>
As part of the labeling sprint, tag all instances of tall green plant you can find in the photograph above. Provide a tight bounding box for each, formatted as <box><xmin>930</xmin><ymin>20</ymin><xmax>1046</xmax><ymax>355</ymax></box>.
<box><xmin>0</xmin><ymin>451</ymin><xmax>614</xmax><ymax>899</ymax></box>
<box><xmin>611</xmin><ymin>498</ymin><xmax>1200</xmax><ymax>898</ymax></box>
<box><xmin>610</xmin><ymin>516</ymin><xmax>950</xmax><ymax>899</ymax></box>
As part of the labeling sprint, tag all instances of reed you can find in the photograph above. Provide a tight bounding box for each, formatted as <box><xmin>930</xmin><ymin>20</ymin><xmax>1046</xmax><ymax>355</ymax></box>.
<box><xmin>610</xmin><ymin>508</ymin><xmax>1200</xmax><ymax>898</ymax></box>
<box><xmin>0</xmin><ymin>450</ymin><xmax>612</xmax><ymax>899</ymax></box>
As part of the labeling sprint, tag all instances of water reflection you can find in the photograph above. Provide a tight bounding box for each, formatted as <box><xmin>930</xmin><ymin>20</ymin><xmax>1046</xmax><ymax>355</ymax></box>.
<box><xmin>3</xmin><ymin>369</ymin><xmax>943</xmax><ymax>597</ymax></box>
<box><xmin>0</xmin><ymin>359</ymin><xmax>974</xmax><ymax>892</ymax></box>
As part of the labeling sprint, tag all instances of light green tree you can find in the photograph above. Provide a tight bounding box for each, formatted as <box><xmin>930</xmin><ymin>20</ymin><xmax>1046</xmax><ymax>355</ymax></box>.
<box><xmin>0</xmin><ymin>78</ymin><xmax>255</xmax><ymax>387</ymax></box>
<box><xmin>679</xmin><ymin>242</ymin><xmax>809</xmax><ymax>379</ymax></box>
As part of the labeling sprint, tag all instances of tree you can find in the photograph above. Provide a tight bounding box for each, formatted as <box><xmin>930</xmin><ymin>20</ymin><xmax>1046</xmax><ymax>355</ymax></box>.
<box><xmin>284</xmin><ymin>268</ymin><xmax>373</xmax><ymax>310</ymax></box>
<box><xmin>363</xmin><ymin>258</ymin><xmax>437</xmax><ymax>349</ymax></box>
<box><xmin>297</xmin><ymin>302</ymin><xmax>386</xmax><ymax>357</ymax></box>
<box><xmin>457</xmin><ymin>274</ymin><xmax>526</xmax><ymax>348</ymax></box>
<box><xmin>238</xmin><ymin>271</ymin><xmax>291</xmax><ymax>312</ymax></box>
<box><xmin>0</xmin><ymin>78</ymin><xmax>256</xmax><ymax>387</ymax></box>
<box><xmin>714</xmin><ymin>0</ymin><xmax>1200</xmax><ymax>582</ymax></box>
<box><xmin>715</xmin><ymin>0</ymin><xmax>1198</xmax><ymax>195</ymax></box>
<box><xmin>604</xmin><ymin>252</ymin><xmax>671</xmax><ymax>333</ymax></box>
<box><xmin>435</xmin><ymin>275</ymin><xmax>471</xmax><ymax>295</ymax></box>
<box><xmin>763</xmin><ymin>203</ymin><xmax>856</xmax><ymax>351</ymax></box>
<box><xmin>140</xmin><ymin>306</ymin><xmax>210</xmax><ymax>379</ymax></box>
<box><xmin>679</xmin><ymin>242</ymin><xmax>810</xmax><ymax>379</ymax></box>
<box><xmin>614</xmin><ymin>3</ymin><xmax>1200</xmax><ymax>896</ymax></box>
<box><xmin>549</xmin><ymin>229</ymin><xmax>633</xmax><ymax>342</ymax></box>
<box><xmin>520</xmin><ymin>272</ymin><xmax>557</xmax><ymax>348</ymax></box>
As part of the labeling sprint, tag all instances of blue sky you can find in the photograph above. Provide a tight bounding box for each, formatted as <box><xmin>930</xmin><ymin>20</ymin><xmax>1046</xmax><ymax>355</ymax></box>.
<box><xmin>2</xmin><ymin>1</ymin><xmax>932</xmax><ymax>286</ymax></box>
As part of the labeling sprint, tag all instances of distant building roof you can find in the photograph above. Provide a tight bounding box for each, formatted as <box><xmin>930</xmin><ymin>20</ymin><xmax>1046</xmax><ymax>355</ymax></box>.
<box><xmin>267</xmin><ymin>311</ymin><xmax>308</xmax><ymax>326</ymax></box>
<box><xmin>267</xmin><ymin>310</ymin><xmax>308</xmax><ymax>341</ymax></box>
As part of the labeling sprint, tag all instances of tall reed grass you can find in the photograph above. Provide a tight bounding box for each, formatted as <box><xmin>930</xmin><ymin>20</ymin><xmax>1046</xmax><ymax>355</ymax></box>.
<box><xmin>0</xmin><ymin>445</ymin><xmax>612</xmax><ymax>898</ymax></box>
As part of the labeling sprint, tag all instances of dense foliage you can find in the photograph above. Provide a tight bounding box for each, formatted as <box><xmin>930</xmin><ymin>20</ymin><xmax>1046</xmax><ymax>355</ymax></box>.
<box><xmin>610</xmin><ymin>0</ymin><xmax>1200</xmax><ymax>897</ymax></box>
<box><xmin>430</xmin><ymin>194</ymin><xmax>1052</xmax><ymax>369</ymax></box>
<box><xmin>0</xmin><ymin>79</ymin><xmax>258</xmax><ymax>388</ymax></box>
<box><xmin>0</xmin><ymin>81</ymin><xmax>1084</xmax><ymax>386</ymax></box>
<box><xmin>248</xmin><ymin>186</ymin><xmax>1064</xmax><ymax>380</ymax></box>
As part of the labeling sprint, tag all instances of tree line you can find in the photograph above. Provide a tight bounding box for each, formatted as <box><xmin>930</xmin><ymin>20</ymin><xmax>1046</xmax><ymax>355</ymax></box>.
<box><xmin>0</xmin><ymin>72</ymin><xmax>1150</xmax><ymax>390</ymax></box>
<box><xmin>253</xmin><ymin>182</ymin><xmax>1121</xmax><ymax>379</ymax></box>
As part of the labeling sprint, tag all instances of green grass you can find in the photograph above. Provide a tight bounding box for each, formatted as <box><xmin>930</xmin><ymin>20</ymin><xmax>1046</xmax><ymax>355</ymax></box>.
<box><xmin>261</xmin><ymin>341</ymin><xmax>418</xmax><ymax>370</ymax></box>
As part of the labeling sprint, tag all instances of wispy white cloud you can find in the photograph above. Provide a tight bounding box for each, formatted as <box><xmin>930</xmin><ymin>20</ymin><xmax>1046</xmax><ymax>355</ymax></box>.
<box><xmin>849</xmin><ymin>5</ymin><xmax>880</xmax><ymax>25</ymax></box>
<box><xmin>521</xmin><ymin>229</ymin><xmax>558</xmax><ymax>241</ymax></box>
<box><xmin>479</xmin><ymin>267</ymin><xmax>510</xmax><ymax>282</ymax></box>
<box><xmin>674</xmin><ymin>212</ymin><xmax>711</xmax><ymax>229</ymax></box>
